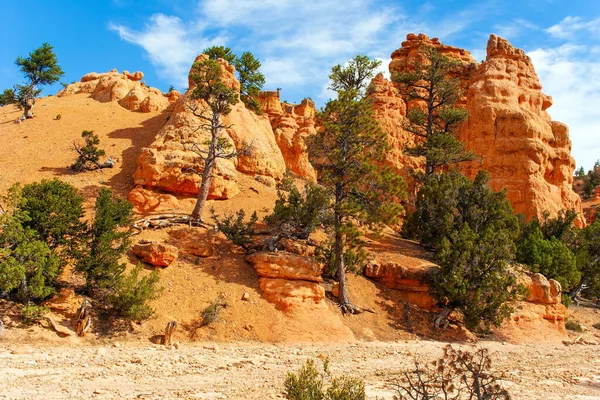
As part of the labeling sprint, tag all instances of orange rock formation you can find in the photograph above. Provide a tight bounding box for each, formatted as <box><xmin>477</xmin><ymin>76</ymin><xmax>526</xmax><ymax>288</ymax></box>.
<box><xmin>132</xmin><ymin>56</ymin><xmax>286</xmax><ymax>201</ymax></box>
<box><xmin>58</xmin><ymin>69</ymin><xmax>178</xmax><ymax>112</ymax></box>
<box><xmin>378</xmin><ymin>33</ymin><xmax>584</xmax><ymax>225</ymax></box>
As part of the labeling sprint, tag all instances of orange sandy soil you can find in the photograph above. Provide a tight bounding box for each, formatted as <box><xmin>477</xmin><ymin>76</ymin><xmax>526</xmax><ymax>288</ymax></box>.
<box><xmin>1</xmin><ymin>95</ymin><xmax>600</xmax><ymax>398</ymax></box>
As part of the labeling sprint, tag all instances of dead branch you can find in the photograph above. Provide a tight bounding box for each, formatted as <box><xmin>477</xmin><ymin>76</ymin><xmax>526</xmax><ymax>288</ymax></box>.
<box><xmin>132</xmin><ymin>213</ymin><xmax>212</xmax><ymax>233</ymax></box>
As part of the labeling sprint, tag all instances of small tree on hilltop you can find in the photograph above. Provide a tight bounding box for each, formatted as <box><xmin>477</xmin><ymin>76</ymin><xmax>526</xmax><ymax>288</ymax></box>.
<box><xmin>393</xmin><ymin>46</ymin><xmax>474</xmax><ymax>178</ymax></box>
<box><xmin>0</xmin><ymin>43</ymin><xmax>64</xmax><ymax>119</ymax></box>
<box><xmin>235</xmin><ymin>51</ymin><xmax>266</xmax><ymax>114</ymax></box>
<box><xmin>202</xmin><ymin>46</ymin><xmax>266</xmax><ymax>114</ymax></box>
<box><xmin>309</xmin><ymin>55</ymin><xmax>406</xmax><ymax>314</ymax></box>
<box><xmin>404</xmin><ymin>171</ymin><xmax>521</xmax><ymax>330</ymax></box>
<box><xmin>203</xmin><ymin>45</ymin><xmax>237</xmax><ymax>64</ymax></box>
<box><xmin>186</xmin><ymin>58</ymin><xmax>242</xmax><ymax>222</ymax></box>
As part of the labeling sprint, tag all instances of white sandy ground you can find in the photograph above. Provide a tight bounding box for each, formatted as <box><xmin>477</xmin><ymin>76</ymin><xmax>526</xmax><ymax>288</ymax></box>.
<box><xmin>0</xmin><ymin>340</ymin><xmax>599</xmax><ymax>399</ymax></box>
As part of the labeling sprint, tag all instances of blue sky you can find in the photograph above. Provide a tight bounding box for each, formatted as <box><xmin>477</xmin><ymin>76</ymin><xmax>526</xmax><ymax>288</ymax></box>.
<box><xmin>1</xmin><ymin>0</ymin><xmax>600</xmax><ymax>169</ymax></box>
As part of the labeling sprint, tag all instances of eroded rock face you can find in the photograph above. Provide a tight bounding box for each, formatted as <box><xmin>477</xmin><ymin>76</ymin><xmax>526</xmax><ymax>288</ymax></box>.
<box><xmin>132</xmin><ymin>56</ymin><xmax>285</xmax><ymax>199</ymax></box>
<box><xmin>58</xmin><ymin>69</ymin><xmax>177</xmax><ymax>113</ymax></box>
<box><xmin>518</xmin><ymin>272</ymin><xmax>562</xmax><ymax>304</ymax></box>
<box><xmin>259</xmin><ymin>95</ymin><xmax>317</xmax><ymax>181</ymax></box>
<box><xmin>128</xmin><ymin>186</ymin><xmax>182</xmax><ymax>213</ymax></box>
<box><xmin>132</xmin><ymin>240</ymin><xmax>178</xmax><ymax>267</ymax></box>
<box><xmin>246</xmin><ymin>251</ymin><xmax>325</xmax><ymax>311</ymax></box>
<box><xmin>379</xmin><ymin>33</ymin><xmax>583</xmax><ymax>225</ymax></box>
<box><xmin>259</xmin><ymin>278</ymin><xmax>326</xmax><ymax>311</ymax></box>
<box><xmin>246</xmin><ymin>252</ymin><xmax>323</xmax><ymax>283</ymax></box>
<box><xmin>364</xmin><ymin>259</ymin><xmax>438</xmax><ymax>310</ymax></box>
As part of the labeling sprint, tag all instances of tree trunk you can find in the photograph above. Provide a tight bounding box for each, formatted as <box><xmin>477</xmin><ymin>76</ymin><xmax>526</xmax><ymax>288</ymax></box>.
<box><xmin>335</xmin><ymin>211</ymin><xmax>350</xmax><ymax>306</ymax></box>
<box><xmin>191</xmin><ymin>162</ymin><xmax>213</xmax><ymax>221</ymax></box>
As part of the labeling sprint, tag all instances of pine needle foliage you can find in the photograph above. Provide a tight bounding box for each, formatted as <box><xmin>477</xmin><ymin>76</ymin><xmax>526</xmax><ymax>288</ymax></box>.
<box><xmin>393</xmin><ymin>46</ymin><xmax>474</xmax><ymax>177</ymax></box>
<box><xmin>404</xmin><ymin>171</ymin><xmax>521</xmax><ymax>330</ymax></box>
<box><xmin>71</xmin><ymin>130</ymin><xmax>106</xmax><ymax>171</ymax></box>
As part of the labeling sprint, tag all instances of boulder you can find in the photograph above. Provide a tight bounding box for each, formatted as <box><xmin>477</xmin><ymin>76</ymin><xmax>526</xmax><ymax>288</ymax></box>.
<box><xmin>245</xmin><ymin>252</ymin><xmax>323</xmax><ymax>282</ymax></box>
<box><xmin>517</xmin><ymin>272</ymin><xmax>562</xmax><ymax>304</ymax></box>
<box><xmin>259</xmin><ymin>278</ymin><xmax>326</xmax><ymax>311</ymax></box>
<box><xmin>132</xmin><ymin>240</ymin><xmax>178</xmax><ymax>267</ymax></box>
<box><xmin>127</xmin><ymin>186</ymin><xmax>181</xmax><ymax>213</ymax></box>
<box><xmin>42</xmin><ymin>288</ymin><xmax>81</xmax><ymax>317</ymax></box>
<box><xmin>364</xmin><ymin>259</ymin><xmax>438</xmax><ymax>310</ymax></box>
<box><xmin>58</xmin><ymin>70</ymin><xmax>171</xmax><ymax>113</ymax></box>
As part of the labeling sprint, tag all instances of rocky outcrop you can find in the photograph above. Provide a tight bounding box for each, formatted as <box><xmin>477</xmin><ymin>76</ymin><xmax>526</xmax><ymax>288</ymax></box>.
<box><xmin>364</xmin><ymin>259</ymin><xmax>438</xmax><ymax>310</ymax></box>
<box><xmin>518</xmin><ymin>272</ymin><xmax>562</xmax><ymax>304</ymax></box>
<box><xmin>128</xmin><ymin>186</ymin><xmax>182</xmax><ymax>213</ymax></box>
<box><xmin>379</xmin><ymin>33</ymin><xmax>583</xmax><ymax>225</ymax></box>
<box><xmin>246</xmin><ymin>252</ymin><xmax>325</xmax><ymax>311</ymax></box>
<box><xmin>246</xmin><ymin>252</ymin><xmax>323</xmax><ymax>283</ymax></box>
<box><xmin>459</xmin><ymin>35</ymin><xmax>583</xmax><ymax>226</ymax></box>
<box><xmin>258</xmin><ymin>278</ymin><xmax>326</xmax><ymax>311</ymax></box>
<box><xmin>132</xmin><ymin>56</ymin><xmax>285</xmax><ymax>200</ymax></box>
<box><xmin>132</xmin><ymin>240</ymin><xmax>178</xmax><ymax>267</ymax></box>
<box><xmin>259</xmin><ymin>94</ymin><xmax>317</xmax><ymax>181</ymax></box>
<box><xmin>58</xmin><ymin>69</ymin><xmax>178</xmax><ymax>113</ymax></box>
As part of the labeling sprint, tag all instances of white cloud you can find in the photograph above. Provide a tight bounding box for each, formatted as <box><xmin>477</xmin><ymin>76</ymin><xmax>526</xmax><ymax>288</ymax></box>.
<box><xmin>109</xmin><ymin>0</ymin><xmax>496</xmax><ymax>103</ymax></box>
<box><xmin>529</xmin><ymin>45</ymin><xmax>600</xmax><ymax>170</ymax></box>
<box><xmin>546</xmin><ymin>16</ymin><xmax>600</xmax><ymax>39</ymax></box>
<box><xmin>494</xmin><ymin>18</ymin><xmax>539</xmax><ymax>39</ymax></box>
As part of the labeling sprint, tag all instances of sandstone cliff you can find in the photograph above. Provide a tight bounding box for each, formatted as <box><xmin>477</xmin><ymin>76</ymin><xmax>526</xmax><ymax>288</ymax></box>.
<box><xmin>379</xmin><ymin>33</ymin><xmax>584</xmax><ymax>225</ymax></box>
<box><xmin>132</xmin><ymin>56</ymin><xmax>286</xmax><ymax>201</ymax></box>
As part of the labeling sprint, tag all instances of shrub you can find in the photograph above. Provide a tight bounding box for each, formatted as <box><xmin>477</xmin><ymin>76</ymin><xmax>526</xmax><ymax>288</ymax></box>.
<box><xmin>264</xmin><ymin>180</ymin><xmax>330</xmax><ymax>242</ymax></box>
<box><xmin>404</xmin><ymin>170</ymin><xmax>521</xmax><ymax>331</ymax></box>
<box><xmin>108</xmin><ymin>264</ymin><xmax>161</xmax><ymax>322</ymax></box>
<box><xmin>0</xmin><ymin>194</ymin><xmax>65</xmax><ymax>303</ymax></box>
<box><xmin>284</xmin><ymin>358</ymin><xmax>365</xmax><ymax>400</ymax></box>
<box><xmin>211</xmin><ymin>208</ymin><xmax>257</xmax><ymax>251</ymax></box>
<box><xmin>71</xmin><ymin>130</ymin><xmax>106</xmax><ymax>171</ymax></box>
<box><xmin>200</xmin><ymin>294</ymin><xmax>228</xmax><ymax>326</ymax></box>
<box><xmin>565</xmin><ymin>320</ymin><xmax>583</xmax><ymax>332</ymax></box>
<box><xmin>516</xmin><ymin>226</ymin><xmax>580</xmax><ymax>291</ymax></box>
<box><xmin>391</xmin><ymin>345</ymin><xmax>510</xmax><ymax>400</ymax></box>
<box><xmin>15</xmin><ymin>179</ymin><xmax>85</xmax><ymax>249</ymax></box>
<box><xmin>76</xmin><ymin>189</ymin><xmax>132</xmax><ymax>291</ymax></box>
<box><xmin>20</xmin><ymin>303</ymin><xmax>49</xmax><ymax>325</ymax></box>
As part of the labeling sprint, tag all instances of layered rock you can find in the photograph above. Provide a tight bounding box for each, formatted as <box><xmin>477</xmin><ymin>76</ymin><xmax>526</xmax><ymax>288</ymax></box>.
<box><xmin>58</xmin><ymin>69</ymin><xmax>178</xmax><ymax>113</ymax></box>
<box><xmin>132</xmin><ymin>56</ymin><xmax>286</xmax><ymax>200</ymax></box>
<box><xmin>364</xmin><ymin>258</ymin><xmax>438</xmax><ymax>310</ymax></box>
<box><xmin>132</xmin><ymin>240</ymin><xmax>178</xmax><ymax>267</ymax></box>
<box><xmin>379</xmin><ymin>33</ymin><xmax>583</xmax><ymax>225</ymax></box>
<box><xmin>246</xmin><ymin>252</ymin><xmax>326</xmax><ymax>311</ymax></box>
<box><xmin>259</xmin><ymin>94</ymin><xmax>317</xmax><ymax>181</ymax></box>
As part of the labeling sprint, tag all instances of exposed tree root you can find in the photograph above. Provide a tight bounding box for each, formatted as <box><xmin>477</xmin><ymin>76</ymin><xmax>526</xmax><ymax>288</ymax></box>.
<box><xmin>132</xmin><ymin>214</ymin><xmax>211</xmax><ymax>233</ymax></box>
<box><xmin>338</xmin><ymin>302</ymin><xmax>375</xmax><ymax>315</ymax></box>
<box><xmin>433</xmin><ymin>307</ymin><xmax>451</xmax><ymax>329</ymax></box>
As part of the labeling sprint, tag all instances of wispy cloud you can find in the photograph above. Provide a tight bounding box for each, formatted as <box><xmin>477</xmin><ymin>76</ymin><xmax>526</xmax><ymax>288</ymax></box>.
<box><xmin>546</xmin><ymin>16</ymin><xmax>600</xmax><ymax>39</ymax></box>
<box><xmin>109</xmin><ymin>0</ymin><xmax>488</xmax><ymax>102</ymax></box>
<box><xmin>529</xmin><ymin>44</ymin><xmax>600</xmax><ymax>169</ymax></box>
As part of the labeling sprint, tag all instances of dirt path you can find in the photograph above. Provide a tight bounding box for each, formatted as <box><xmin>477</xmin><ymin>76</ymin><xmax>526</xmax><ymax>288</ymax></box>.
<box><xmin>1</xmin><ymin>340</ymin><xmax>599</xmax><ymax>399</ymax></box>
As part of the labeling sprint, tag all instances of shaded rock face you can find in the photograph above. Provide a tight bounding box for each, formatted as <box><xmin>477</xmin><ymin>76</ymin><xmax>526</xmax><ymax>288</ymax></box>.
<box><xmin>259</xmin><ymin>94</ymin><xmax>317</xmax><ymax>181</ymax></box>
<box><xmin>58</xmin><ymin>69</ymin><xmax>178</xmax><ymax>113</ymax></box>
<box><xmin>132</xmin><ymin>240</ymin><xmax>178</xmax><ymax>267</ymax></box>
<box><xmin>364</xmin><ymin>258</ymin><xmax>438</xmax><ymax>311</ymax></box>
<box><xmin>132</xmin><ymin>56</ymin><xmax>285</xmax><ymax>199</ymax></box>
<box><xmin>377</xmin><ymin>33</ymin><xmax>583</xmax><ymax>225</ymax></box>
<box><xmin>246</xmin><ymin>251</ymin><xmax>325</xmax><ymax>311</ymax></box>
